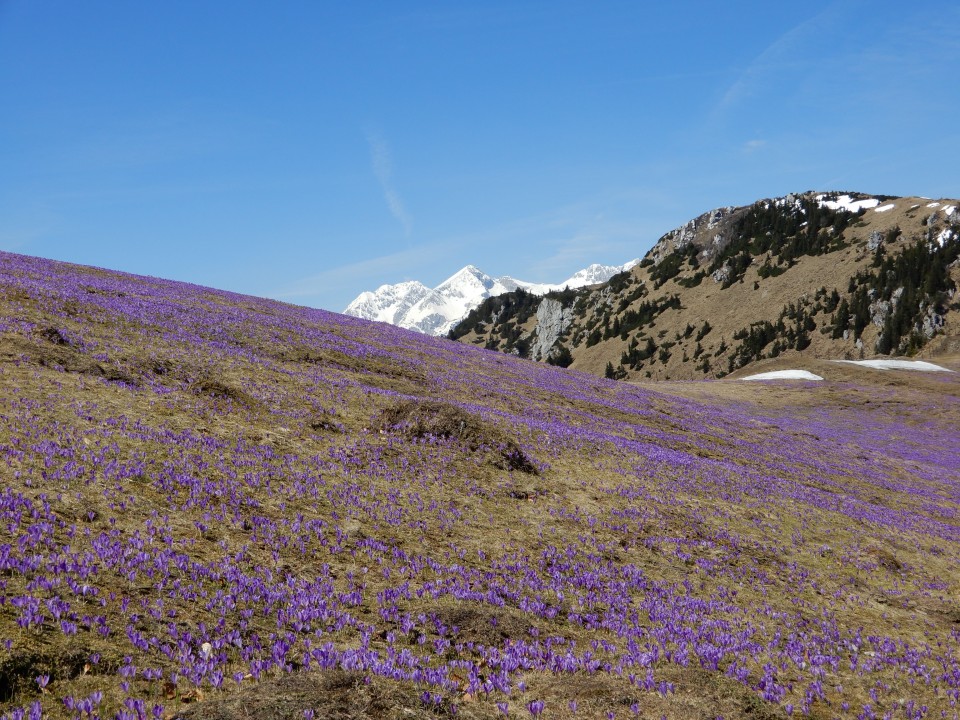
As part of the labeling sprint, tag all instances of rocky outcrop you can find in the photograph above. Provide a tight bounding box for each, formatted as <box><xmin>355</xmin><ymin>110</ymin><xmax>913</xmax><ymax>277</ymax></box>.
<box><xmin>870</xmin><ymin>300</ymin><xmax>891</xmax><ymax>328</ymax></box>
<box><xmin>531</xmin><ymin>298</ymin><xmax>573</xmax><ymax>361</ymax></box>
<box><xmin>646</xmin><ymin>206</ymin><xmax>738</xmax><ymax>267</ymax></box>
<box><xmin>711</xmin><ymin>263</ymin><xmax>732</xmax><ymax>285</ymax></box>
<box><xmin>919</xmin><ymin>306</ymin><xmax>945</xmax><ymax>339</ymax></box>
<box><xmin>869</xmin><ymin>287</ymin><xmax>905</xmax><ymax>328</ymax></box>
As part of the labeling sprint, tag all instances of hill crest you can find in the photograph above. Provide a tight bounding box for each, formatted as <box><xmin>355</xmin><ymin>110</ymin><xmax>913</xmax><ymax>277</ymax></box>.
<box><xmin>452</xmin><ymin>191</ymin><xmax>960</xmax><ymax>380</ymax></box>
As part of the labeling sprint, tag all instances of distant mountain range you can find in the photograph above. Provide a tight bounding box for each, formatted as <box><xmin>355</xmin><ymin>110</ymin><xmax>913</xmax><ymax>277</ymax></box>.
<box><xmin>344</xmin><ymin>261</ymin><xmax>639</xmax><ymax>336</ymax></box>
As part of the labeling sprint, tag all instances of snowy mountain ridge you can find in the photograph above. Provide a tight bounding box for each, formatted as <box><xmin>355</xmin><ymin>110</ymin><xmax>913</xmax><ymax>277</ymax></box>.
<box><xmin>345</xmin><ymin>260</ymin><xmax>639</xmax><ymax>336</ymax></box>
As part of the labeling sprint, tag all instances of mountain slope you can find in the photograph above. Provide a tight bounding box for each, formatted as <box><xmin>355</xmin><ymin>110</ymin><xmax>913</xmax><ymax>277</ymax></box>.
<box><xmin>1</xmin><ymin>251</ymin><xmax>959</xmax><ymax>719</ymax></box>
<box><xmin>453</xmin><ymin>191</ymin><xmax>960</xmax><ymax>379</ymax></box>
<box><xmin>345</xmin><ymin>260</ymin><xmax>638</xmax><ymax>337</ymax></box>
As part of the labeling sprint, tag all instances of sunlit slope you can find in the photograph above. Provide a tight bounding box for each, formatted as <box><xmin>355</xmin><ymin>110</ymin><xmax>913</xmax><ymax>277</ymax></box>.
<box><xmin>0</xmin><ymin>251</ymin><xmax>958</xmax><ymax>719</ymax></box>
<box><xmin>455</xmin><ymin>192</ymin><xmax>960</xmax><ymax>381</ymax></box>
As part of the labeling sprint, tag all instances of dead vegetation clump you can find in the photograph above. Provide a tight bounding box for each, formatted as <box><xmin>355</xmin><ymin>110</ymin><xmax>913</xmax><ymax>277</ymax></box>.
<box><xmin>528</xmin><ymin>666</ymin><xmax>789</xmax><ymax>720</ymax></box>
<box><xmin>522</xmin><ymin>673</ymin><xmax>643</xmax><ymax>718</ymax></box>
<box><xmin>0</xmin><ymin>650</ymin><xmax>90</xmax><ymax>703</ymax></box>
<box><xmin>142</xmin><ymin>356</ymin><xmax>174</xmax><ymax>377</ymax></box>
<box><xmin>426</xmin><ymin>603</ymin><xmax>536</xmax><ymax>647</ymax></box>
<box><xmin>192</xmin><ymin>378</ymin><xmax>257</xmax><ymax>407</ymax></box>
<box><xmin>278</xmin><ymin>347</ymin><xmax>328</xmax><ymax>365</ymax></box>
<box><xmin>864</xmin><ymin>544</ymin><xmax>903</xmax><ymax>572</ymax></box>
<box><xmin>932</xmin><ymin>603</ymin><xmax>960</xmax><ymax>627</ymax></box>
<box><xmin>173</xmin><ymin>670</ymin><xmax>469</xmax><ymax>720</ymax></box>
<box><xmin>279</xmin><ymin>346</ymin><xmax>429</xmax><ymax>393</ymax></box>
<box><xmin>377</xmin><ymin>400</ymin><xmax>537</xmax><ymax>474</ymax></box>
<box><xmin>40</xmin><ymin>326</ymin><xmax>71</xmax><ymax>346</ymax></box>
<box><xmin>0</xmin><ymin>334</ymin><xmax>137</xmax><ymax>386</ymax></box>
<box><xmin>306</xmin><ymin>409</ymin><xmax>344</xmax><ymax>433</ymax></box>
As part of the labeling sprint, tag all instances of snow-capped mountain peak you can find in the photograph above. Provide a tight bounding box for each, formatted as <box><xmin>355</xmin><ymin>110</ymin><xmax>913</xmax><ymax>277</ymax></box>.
<box><xmin>345</xmin><ymin>259</ymin><xmax>639</xmax><ymax>337</ymax></box>
<box><xmin>343</xmin><ymin>279</ymin><xmax>431</xmax><ymax>325</ymax></box>
<box><xmin>562</xmin><ymin>260</ymin><xmax>638</xmax><ymax>287</ymax></box>
<box><xmin>436</xmin><ymin>265</ymin><xmax>497</xmax><ymax>293</ymax></box>
<box><xmin>398</xmin><ymin>266</ymin><xmax>519</xmax><ymax>336</ymax></box>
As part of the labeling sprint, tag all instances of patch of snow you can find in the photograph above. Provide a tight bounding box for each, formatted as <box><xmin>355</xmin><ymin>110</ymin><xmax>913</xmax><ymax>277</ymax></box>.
<box><xmin>944</xmin><ymin>205</ymin><xmax>956</xmax><ymax>216</ymax></box>
<box><xmin>774</xmin><ymin>195</ymin><xmax>806</xmax><ymax>213</ymax></box>
<box><xmin>740</xmin><ymin>369</ymin><xmax>824</xmax><ymax>381</ymax></box>
<box><xmin>926</xmin><ymin>202</ymin><xmax>941</xmax><ymax>208</ymax></box>
<box><xmin>874</xmin><ymin>203</ymin><xmax>896</xmax><ymax>213</ymax></box>
<box><xmin>816</xmin><ymin>194</ymin><xmax>880</xmax><ymax>213</ymax></box>
<box><xmin>833</xmin><ymin>359</ymin><xmax>952</xmax><ymax>372</ymax></box>
<box><xmin>936</xmin><ymin>228</ymin><xmax>955</xmax><ymax>247</ymax></box>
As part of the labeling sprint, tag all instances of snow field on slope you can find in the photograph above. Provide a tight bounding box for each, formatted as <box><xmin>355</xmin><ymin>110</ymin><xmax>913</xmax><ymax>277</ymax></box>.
<box><xmin>815</xmin><ymin>194</ymin><xmax>880</xmax><ymax>212</ymax></box>
<box><xmin>740</xmin><ymin>370</ymin><xmax>824</xmax><ymax>381</ymax></box>
<box><xmin>833</xmin><ymin>359</ymin><xmax>952</xmax><ymax>372</ymax></box>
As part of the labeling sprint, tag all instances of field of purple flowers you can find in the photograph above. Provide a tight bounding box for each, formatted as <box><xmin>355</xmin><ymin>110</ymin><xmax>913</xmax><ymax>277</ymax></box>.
<box><xmin>0</xmin><ymin>250</ymin><xmax>958</xmax><ymax>720</ymax></box>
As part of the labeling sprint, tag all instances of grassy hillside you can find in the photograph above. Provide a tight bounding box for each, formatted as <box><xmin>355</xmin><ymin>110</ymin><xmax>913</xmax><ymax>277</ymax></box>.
<box><xmin>0</xmin><ymin>251</ymin><xmax>959</xmax><ymax>719</ymax></box>
<box><xmin>453</xmin><ymin>193</ymin><xmax>960</xmax><ymax>381</ymax></box>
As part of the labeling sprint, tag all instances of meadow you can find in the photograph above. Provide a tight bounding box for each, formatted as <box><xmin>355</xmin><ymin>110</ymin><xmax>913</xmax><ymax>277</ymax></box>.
<box><xmin>0</xmin><ymin>251</ymin><xmax>958</xmax><ymax>719</ymax></box>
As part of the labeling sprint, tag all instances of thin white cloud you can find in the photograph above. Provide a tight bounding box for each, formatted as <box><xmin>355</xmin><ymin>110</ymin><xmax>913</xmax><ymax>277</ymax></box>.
<box><xmin>366</xmin><ymin>129</ymin><xmax>412</xmax><ymax>236</ymax></box>
<box><xmin>520</xmin><ymin>188</ymin><xmax>677</xmax><ymax>276</ymax></box>
<box><xmin>526</xmin><ymin>220</ymin><xmax>650</xmax><ymax>280</ymax></box>
<box><xmin>528</xmin><ymin>232</ymin><xmax>607</xmax><ymax>277</ymax></box>
<box><xmin>276</xmin><ymin>186</ymin><xmax>680</xmax><ymax>311</ymax></box>
<box><xmin>406</xmin><ymin>185</ymin><xmax>677</xmax><ymax>283</ymax></box>
<box><xmin>743</xmin><ymin>139</ymin><xmax>767</xmax><ymax>152</ymax></box>
<box><xmin>0</xmin><ymin>228</ymin><xmax>39</xmax><ymax>252</ymax></box>
<box><xmin>0</xmin><ymin>209</ymin><xmax>58</xmax><ymax>252</ymax></box>
<box><xmin>712</xmin><ymin>3</ymin><xmax>847</xmax><ymax>119</ymax></box>
<box><xmin>273</xmin><ymin>241</ymin><xmax>455</xmax><ymax>308</ymax></box>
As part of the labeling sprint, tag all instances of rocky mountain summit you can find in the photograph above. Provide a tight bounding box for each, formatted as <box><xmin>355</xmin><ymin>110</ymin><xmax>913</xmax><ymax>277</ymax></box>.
<box><xmin>453</xmin><ymin>191</ymin><xmax>960</xmax><ymax>379</ymax></box>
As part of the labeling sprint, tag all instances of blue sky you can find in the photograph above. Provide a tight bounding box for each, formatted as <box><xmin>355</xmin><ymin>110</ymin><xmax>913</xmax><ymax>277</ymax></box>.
<box><xmin>2</xmin><ymin>1</ymin><xmax>959</xmax><ymax>312</ymax></box>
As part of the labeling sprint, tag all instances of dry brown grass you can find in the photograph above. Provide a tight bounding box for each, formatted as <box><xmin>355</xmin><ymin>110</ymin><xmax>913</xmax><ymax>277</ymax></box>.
<box><xmin>1</xmin><ymin>251</ymin><xmax>959</xmax><ymax>719</ymax></box>
<box><xmin>175</xmin><ymin>670</ymin><xmax>470</xmax><ymax>720</ymax></box>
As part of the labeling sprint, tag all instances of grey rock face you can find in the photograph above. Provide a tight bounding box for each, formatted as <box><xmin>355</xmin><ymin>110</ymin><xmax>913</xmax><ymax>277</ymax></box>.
<box><xmin>869</xmin><ymin>300</ymin><xmax>891</xmax><ymax>328</ymax></box>
<box><xmin>707</xmin><ymin>208</ymin><xmax>731</xmax><ymax>228</ymax></box>
<box><xmin>867</xmin><ymin>231</ymin><xmax>884</xmax><ymax>252</ymax></box>
<box><xmin>531</xmin><ymin>298</ymin><xmax>573</xmax><ymax>361</ymax></box>
<box><xmin>868</xmin><ymin>287</ymin><xmax>904</xmax><ymax>329</ymax></box>
<box><xmin>711</xmin><ymin>263</ymin><xmax>732</xmax><ymax>285</ymax></box>
<box><xmin>647</xmin><ymin>206</ymin><xmax>736</xmax><ymax>267</ymax></box>
<box><xmin>921</xmin><ymin>310</ymin><xmax>944</xmax><ymax>339</ymax></box>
